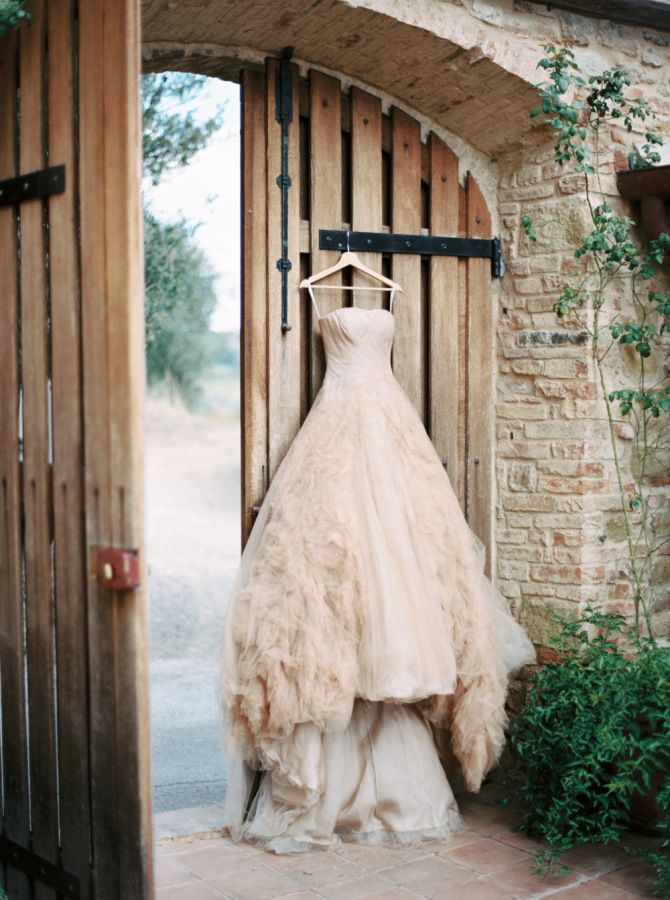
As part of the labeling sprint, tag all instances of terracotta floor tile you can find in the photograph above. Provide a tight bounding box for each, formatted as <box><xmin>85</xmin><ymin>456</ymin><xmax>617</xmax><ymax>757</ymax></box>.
<box><xmin>278</xmin><ymin>893</ymin><xmax>324</xmax><ymax>899</ymax></box>
<box><xmin>318</xmin><ymin>872</ymin><xmax>398</xmax><ymax>899</ymax></box>
<box><xmin>333</xmin><ymin>842</ymin><xmax>434</xmax><ymax>872</ymax></box>
<box><xmin>156</xmin><ymin>881</ymin><xmax>226</xmax><ymax>899</ymax></box>
<box><xmin>440</xmin><ymin>837</ymin><xmax>531</xmax><ymax>875</ymax></box>
<box><xmin>155</xmin><ymin>855</ymin><xmax>201</xmax><ymax>888</ymax></box>
<box><xmin>557</xmin><ymin>842</ymin><xmax>633</xmax><ymax>878</ymax></box>
<box><xmin>549</xmin><ymin>880</ymin><xmax>640</xmax><ymax>898</ymax></box>
<box><xmin>157</xmin><ymin>837</ymin><xmax>230</xmax><ymax>857</ymax></box>
<box><xmin>430</xmin><ymin>875</ymin><xmax>516</xmax><ymax>900</ymax></box>
<box><xmin>360</xmin><ymin>890</ymin><xmax>422</xmax><ymax>899</ymax></box>
<box><xmin>177</xmin><ymin>844</ymin><xmax>258</xmax><ymax>880</ymax></box>
<box><xmin>493</xmin><ymin>860</ymin><xmax>585</xmax><ymax>897</ymax></box>
<box><xmin>599</xmin><ymin>859</ymin><xmax>659</xmax><ymax>897</ymax></box>
<box><xmin>381</xmin><ymin>855</ymin><xmax>473</xmax><ymax>895</ymax></box>
<box><xmin>207</xmin><ymin>862</ymin><xmax>306</xmax><ymax>899</ymax></box>
<box><xmin>263</xmin><ymin>848</ymin><xmax>368</xmax><ymax>889</ymax></box>
<box><xmin>491</xmin><ymin>830</ymin><xmax>547</xmax><ymax>854</ymax></box>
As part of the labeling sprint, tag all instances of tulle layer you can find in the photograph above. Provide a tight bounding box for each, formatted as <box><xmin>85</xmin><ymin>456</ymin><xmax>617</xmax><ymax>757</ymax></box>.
<box><xmin>223</xmin><ymin>698</ymin><xmax>468</xmax><ymax>853</ymax></box>
<box><xmin>217</xmin><ymin>369</ymin><xmax>535</xmax><ymax>799</ymax></box>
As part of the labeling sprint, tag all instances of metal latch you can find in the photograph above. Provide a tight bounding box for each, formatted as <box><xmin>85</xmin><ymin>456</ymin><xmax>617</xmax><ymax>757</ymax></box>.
<box><xmin>91</xmin><ymin>546</ymin><xmax>140</xmax><ymax>590</ymax></box>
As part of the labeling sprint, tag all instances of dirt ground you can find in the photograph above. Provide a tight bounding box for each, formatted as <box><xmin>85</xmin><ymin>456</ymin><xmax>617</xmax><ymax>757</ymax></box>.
<box><xmin>145</xmin><ymin>378</ymin><xmax>241</xmax><ymax>812</ymax></box>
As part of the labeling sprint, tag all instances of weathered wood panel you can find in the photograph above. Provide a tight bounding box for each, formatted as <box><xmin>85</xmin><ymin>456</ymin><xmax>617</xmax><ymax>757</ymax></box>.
<box><xmin>0</xmin><ymin>30</ymin><xmax>31</xmax><ymax>900</ymax></box>
<box><xmin>266</xmin><ymin>57</ymin><xmax>302</xmax><ymax>481</ymax></box>
<box><xmin>350</xmin><ymin>87</ymin><xmax>383</xmax><ymax>308</ymax></box>
<box><xmin>390</xmin><ymin>106</ymin><xmax>423</xmax><ymax>415</ymax></box>
<box><xmin>18</xmin><ymin>4</ymin><xmax>60</xmax><ymax>895</ymax></box>
<box><xmin>241</xmin><ymin>69</ymin><xmax>269</xmax><ymax>547</ymax></box>
<box><xmin>47</xmin><ymin>1</ymin><xmax>91</xmax><ymax>892</ymax></box>
<box><xmin>308</xmin><ymin>69</ymin><xmax>342</xmax><ymax>400</ymax></box>
<box><xmin>428</xmin><ymin>133</ymin><xmax>463</xmax><ymax>509</ymax></box>
<box><xmin>465</xmin><ymin>173</ymin><xmax>494</xmax><ymax>576</ymax></box>
<box><xmin>78</xmin><ymin>2</ymin><xmax>118</xmax><ymax>892</ymax></box>
<box><xmin>79</xmin><ymin>0</ymin><xmax>152</xmax><ymax>894</ymax></box>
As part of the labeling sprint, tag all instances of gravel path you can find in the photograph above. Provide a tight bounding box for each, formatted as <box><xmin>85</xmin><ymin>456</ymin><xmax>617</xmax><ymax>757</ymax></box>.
<box><xmin>146</xmin><ymin>388</ymin><xmax>240</xmax><ymax>813</ymax></box>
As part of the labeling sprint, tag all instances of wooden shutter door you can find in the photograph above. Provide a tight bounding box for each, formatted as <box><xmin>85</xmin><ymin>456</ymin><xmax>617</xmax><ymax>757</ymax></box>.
<box><xmin>0</xmin><ymin>0</ymin><xmax>152</xmax><ymax>897</ymax></box>
<box><xmin>241</xmin><ymin>59</ymin><xmax>495</xmax><ymax>572</ymax></box>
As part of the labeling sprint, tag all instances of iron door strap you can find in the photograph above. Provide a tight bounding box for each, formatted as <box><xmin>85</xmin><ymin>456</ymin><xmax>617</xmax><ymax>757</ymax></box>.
<box><xmin>318</xmin><ymin>229</ymin><xmax>505</xmax><ymax>278</ymax></box>
<box><xmin>0</xmin><ymin>835</ymin><xmax>79</xmax><ymax>898</ymax></box>
<box><xmin>0</xmin><ymin>164</ymin><xmax>65</xmax><ymax>206</ymax></box>
<box><xmin>275</xmin><ymin>46</ymin><xmax>294</xmax><ymax>333</ymax></box>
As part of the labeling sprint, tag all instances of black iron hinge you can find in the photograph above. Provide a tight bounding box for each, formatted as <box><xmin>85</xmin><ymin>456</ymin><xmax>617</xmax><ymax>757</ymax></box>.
<box><xmin>319</xmin><ymin>229</ymin><xmax>505</xmax><ymax>278</ymax></box>
<box><xmin>0</xmin><ymin>835</ymin><xmax>79</xmax><ymax>898</ymax></box>
<box><xmin>0</xmin><ymin>164</ymin><xmax>65</xmax><ymax>207</ymax></box>
<box><xmin>275</xmin><ymin>47</ymin><xmax>294</xmax><ymax>333</ymax></box>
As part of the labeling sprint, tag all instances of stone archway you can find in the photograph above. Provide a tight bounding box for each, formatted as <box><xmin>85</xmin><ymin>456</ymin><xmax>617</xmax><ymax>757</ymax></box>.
<box><xmin>141</xmin><ymin>0</ymin><xmax>540</xmax><ymax>159</ymax></box>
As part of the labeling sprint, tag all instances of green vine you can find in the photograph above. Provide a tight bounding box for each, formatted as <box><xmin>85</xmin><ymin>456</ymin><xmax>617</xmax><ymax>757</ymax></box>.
<box><xmin>521</xmin><ymin>44</ymin><xmax>670</xmax><ymax>637</ymax></box>
<box><xmin>0</xmin><ymin>0</ymin><xmax>31</xmax><ymax>39</ymax></box>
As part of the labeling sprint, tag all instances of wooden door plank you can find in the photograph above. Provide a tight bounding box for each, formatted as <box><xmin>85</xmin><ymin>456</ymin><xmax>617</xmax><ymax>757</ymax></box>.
<box><xmin>47</xmin><ymin>2</ymin><xmax>91</xmax><ymax>892</ymax></box>
<box><xmin>0</xmin><ymin>31</ymin><xmax>31</xmax><ymax>900</ymax></box>
<box><xmin>308</xmin><ymin>70</ymin><xmax>342</xmax><ymax>401</ymax></box>
<box><xmin>78</xmin><ymin>3</ymin><xmax>117</xmax><ymax>893</ymax></box>
<box><xmin>18</xmin><ymin>4</ymin><xmax>60</xmax><ymax>895</ymax></box>
<box><xmin>428</xmin><ymin>133</ymin><xmax>463</xmax><ymax>508</ymax></box>
<box><xmin>350</xmin><ymin>87</ymin><xmax>383</xmax><ymax>309</ymax></box>
<box><xmin>102</xmin><ymin>0</ymin><xmax>153</xmax><ymax>894</ymax></box>
<box><xmin>266</xmin><ymin>58</ymin><xmax>302</xmax><ymax>482</ymax></box>
<box><xmin>79</xmin><ymin>0</ymin><xmax>153</xmax><ymax>895</ymax></box>
<box><xmin>458</xmin><ymin>184</ymin><xmax>468</xmax><ymax>516</ymax></box>
<box><xmin>241</xmin><ymin>69</ymin><xmax>269</xmax><ymax>547</ymax></box>
<box><xmin>390</xmin><ymin>107</ymin><xmax>423</xmax><ymax>415</ymax></box>
<box><xmin>465</xmin><ymin>172</ymin><xmax>494</xmax><ymax>577</ymax></box>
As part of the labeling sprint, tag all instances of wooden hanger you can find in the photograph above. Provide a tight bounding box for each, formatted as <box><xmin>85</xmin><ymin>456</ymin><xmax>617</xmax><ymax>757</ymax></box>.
<box><xmin>299</xmin><ymin>250</ymin><xmax>402</xmax><ymax>294</ymax></box>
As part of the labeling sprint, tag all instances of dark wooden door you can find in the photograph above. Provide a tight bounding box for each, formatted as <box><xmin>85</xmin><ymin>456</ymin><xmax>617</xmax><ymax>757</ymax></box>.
<box><xmin>0</xmin><ymin>0</ymin><xmax>152</xmax><ymax>896</ymax></box>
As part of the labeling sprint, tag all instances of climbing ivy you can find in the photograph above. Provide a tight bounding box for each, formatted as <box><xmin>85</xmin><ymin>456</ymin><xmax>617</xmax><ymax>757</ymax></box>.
<box><xmin>0</xmin><ymin>0</ymin><xmax>30</xmax><ymax>39</ymax></box>
<box><xmin>521</xmin><ymin>44</ymin><xmax>670</xmax><ymax>636</ymax></box>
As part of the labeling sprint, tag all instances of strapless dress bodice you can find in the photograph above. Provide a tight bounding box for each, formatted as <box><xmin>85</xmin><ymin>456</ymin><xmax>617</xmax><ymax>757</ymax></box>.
<box><xmin>318</xmin><ymin>306</ymin><xmax>394</xmax><ymax>388</ymax></box>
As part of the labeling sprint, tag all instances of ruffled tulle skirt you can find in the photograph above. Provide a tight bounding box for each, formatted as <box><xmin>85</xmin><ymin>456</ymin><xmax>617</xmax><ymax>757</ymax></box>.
<box><xmin>216</xmin><ymin>369</ymin><xmax>536</xmax><ymax>852</ymax></box>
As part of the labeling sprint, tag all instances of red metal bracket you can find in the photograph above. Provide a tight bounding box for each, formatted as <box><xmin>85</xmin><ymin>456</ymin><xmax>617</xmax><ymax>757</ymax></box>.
<box><xmin>91</xmin><ymin>546</ymin><xmax>140</xmax><ymax>591</ymax></box>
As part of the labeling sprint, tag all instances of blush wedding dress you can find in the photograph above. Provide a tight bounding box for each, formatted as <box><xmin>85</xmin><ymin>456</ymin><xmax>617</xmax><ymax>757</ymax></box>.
<box><xmin>217</xmin><ymin>304</ymin><xmax>536</xmax><ymax>854</ymax></box>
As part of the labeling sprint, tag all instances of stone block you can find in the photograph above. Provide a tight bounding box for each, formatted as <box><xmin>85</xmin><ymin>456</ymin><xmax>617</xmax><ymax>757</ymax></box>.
<box><xmin>497</xmin><ymin>527</ymin><xmax>528</xmax><ymax>544</ymax></box>
<box><xmin>519</xmin><ymin>601</ymin><xmax>568</xmax><ymax>644</ymax></box>
<box><xmin>537</xmin><ymin>476</ymin><xmax>610</xmax><ymax>495</ymax></box>
<box><xmin>642</xmin><ymin>47</ymin><xmax>664</xmax><ymax>67</ymax></box>
<box><xmin>499</xmin><ymin>183</ymin><xmax>555</xmax><ymax>202</ymax></box>
<box><xmin>542</xmin><ymin>358</ymin><xmax>589</xmax><ymax>378</ymax></box>
<box><xmin>507</xmin><ymin>258</ymin><xmax>531</xmax><ymax>276</ymax></box>
<box><xmin>508</xmin><ymin>461</ymin><xmax>538</xmax><ymax>492</ymax></box>
<box><xmin>520</xmin><ymin>581</ymin><xmax>559</xmax><ymax>598</ymax></box>
<box><xmin>498</xmin><ymin>558</ymin><xmax>529</xmax><ymax>580</ymax></box>
<box><xmin>529</xmin><ymin>563</ymin><xmax>606</xmax><ymax>583</ymax></box>
<box><xmin>603</xmin><ymin>511</ymin><xmax>628</xmax><ymax>543</ymax></box>
<box><xmin>535</xmin><ymin>378</ymin><xmax>596</xmax><ymax>400</ymax></box>
<box><xmin>558</xmin><ymin>173</ymin><xmax>586</xmax><ymax>194</ymax></box>
<box><xmin>533</xmin><ymin>512</ymin><xmax>594</xmax><ymax>528</ymax></box>
<box><xmin>517</xmin><ymin>330</ymin><xmax>589</xmax><ymax>348</ymax></box>
<box><xmin>497</xmin><ymin>438</ymin><xmax>551</xmax><ymax>459</ymax></box>
<box><xmin>559</xmin><ymin>10</ymin><xmax>593</xmax><ymax>46</ymax></box>
<box><xmin>497</xmin><ymin>577</ymin><xmax>522</xmax><ymax>600</ymax></box>
<box><xmin>496</xmin><ymin>402</ymin><xmax>548</xmax><ymax>420</ymax></box>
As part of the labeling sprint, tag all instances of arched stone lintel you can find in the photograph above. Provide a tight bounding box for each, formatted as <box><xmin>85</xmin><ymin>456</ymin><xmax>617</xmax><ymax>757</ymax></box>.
<box><xmin>140</xmin><ymin>0</ymin><xmax>542</xmax><ymax>159</ymax></box>
<box><xmin>141</xmin><ymin>40</ymin><xmax>501</xmax><ymax>213</ymax></box>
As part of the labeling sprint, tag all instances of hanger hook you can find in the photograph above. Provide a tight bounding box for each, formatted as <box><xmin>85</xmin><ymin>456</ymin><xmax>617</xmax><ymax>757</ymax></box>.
<box><xmin>346</xmin><ymin>229</ymin><xmax>350</xmax><ymax>252</ymax></box>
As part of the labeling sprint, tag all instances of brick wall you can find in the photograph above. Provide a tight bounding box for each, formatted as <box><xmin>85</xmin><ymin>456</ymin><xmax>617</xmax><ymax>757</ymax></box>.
<box><xmin>486</xmin><ymin>2</ymin><xmax>670</xmax><ymax>643</ymax></box>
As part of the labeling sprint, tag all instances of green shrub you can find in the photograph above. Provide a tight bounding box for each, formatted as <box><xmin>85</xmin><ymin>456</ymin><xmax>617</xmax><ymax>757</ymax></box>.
<box><xmin>503</xmin><ymin>606</ymin><xmax>670</xmax><ymax>895</ymax></box>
